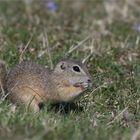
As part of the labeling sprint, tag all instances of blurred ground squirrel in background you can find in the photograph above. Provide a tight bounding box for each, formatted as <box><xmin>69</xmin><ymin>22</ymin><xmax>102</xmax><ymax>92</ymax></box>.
<box><xmin>0</xmin><ymin>59</ymin><xmax>92</xmax><ymax>112</ymax></box>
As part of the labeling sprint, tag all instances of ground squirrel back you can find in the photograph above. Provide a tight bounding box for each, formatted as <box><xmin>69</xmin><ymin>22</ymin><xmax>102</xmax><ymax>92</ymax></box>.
<box><xmin>0</xmin><ymin>60</ymin><xmax>92</xmax><ymax>112</ymax></box>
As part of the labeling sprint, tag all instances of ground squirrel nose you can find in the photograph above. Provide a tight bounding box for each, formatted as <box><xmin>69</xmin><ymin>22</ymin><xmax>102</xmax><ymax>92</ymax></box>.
<box><xmin>87</xmin><ymin>78</ymin><xmax>92</xmax><ymax>89</ymax></box>
<box><xmin>87</xmin><ymin>79</ymin><xmax>91</xmax><ymax>83</ymax></box>
<box><xmin>86</xmin><ymin>77</ymin><xmax>92</xmax><ymax>83</ymax></box>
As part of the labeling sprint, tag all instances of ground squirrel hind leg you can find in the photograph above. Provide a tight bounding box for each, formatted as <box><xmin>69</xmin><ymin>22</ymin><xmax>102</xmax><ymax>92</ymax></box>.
<box><xmin>19</xmin><ymin>94</ymin><xmax>40</xmax><ymax>113</ymax></box>
<box><xmin>8</xmin><ymin>87</ymin><xmax>40</xmax><ymax>113</ymax></box>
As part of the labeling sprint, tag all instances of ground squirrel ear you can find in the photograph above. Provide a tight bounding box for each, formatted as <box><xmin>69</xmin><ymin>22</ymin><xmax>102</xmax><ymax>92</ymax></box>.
<box><xmin>54</xmin><ymin>61</ymin><xmax>67</xmax><ymax>73</ymax></box>
<box><xmin>60</xmin><ymin>62</ymin><xmax>66</xmax><ymax>70</ymax></box>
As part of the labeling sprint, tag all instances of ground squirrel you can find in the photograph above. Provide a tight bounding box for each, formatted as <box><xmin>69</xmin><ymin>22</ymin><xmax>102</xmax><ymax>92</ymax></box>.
<box><xmin>0</xmin><ymin>59</ymin><xmax>92</xmax><ymax>112</ymax></box>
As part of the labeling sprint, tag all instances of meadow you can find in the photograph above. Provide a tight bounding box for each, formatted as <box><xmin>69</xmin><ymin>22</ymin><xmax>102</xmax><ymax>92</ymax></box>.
<box><xmin>0</xmin><ymin>0</ymin><xmax>140</xmax><ymax>139</ymax></box>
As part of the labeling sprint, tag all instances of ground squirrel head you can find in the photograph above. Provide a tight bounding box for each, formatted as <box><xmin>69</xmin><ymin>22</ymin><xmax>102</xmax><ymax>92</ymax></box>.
<box><xmin>52</xmin><ymin>59</ymin><xmax>92</xmax><ymax>102</ymax></box>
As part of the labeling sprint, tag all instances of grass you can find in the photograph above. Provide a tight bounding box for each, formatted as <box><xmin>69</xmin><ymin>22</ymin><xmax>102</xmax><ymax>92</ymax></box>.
<box><xmin>0</xmin><ymin>0</ymin><xmax>140</xmax><ymax>139</ymax></box>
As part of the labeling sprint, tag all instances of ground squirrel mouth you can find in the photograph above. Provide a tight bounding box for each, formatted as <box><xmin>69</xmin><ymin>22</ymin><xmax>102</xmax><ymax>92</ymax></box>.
<box><xmin>73</xmin><ymin>82</ymin><xmax>91</xmax><ymax>90</ymax></box>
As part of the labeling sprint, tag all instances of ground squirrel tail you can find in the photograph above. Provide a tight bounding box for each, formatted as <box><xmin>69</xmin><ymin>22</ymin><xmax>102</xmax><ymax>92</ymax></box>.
<box><xmin>0</xmin><ymin>60</ymin><xmax>7</xmax><ymax>96</ymax></box>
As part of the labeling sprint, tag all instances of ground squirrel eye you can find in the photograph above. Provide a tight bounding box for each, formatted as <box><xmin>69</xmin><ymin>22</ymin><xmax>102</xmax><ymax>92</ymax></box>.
<box><xmin>73</xmin><ymin>66</ymin><xmax>80</xmax><ymax>72</ymax></box>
